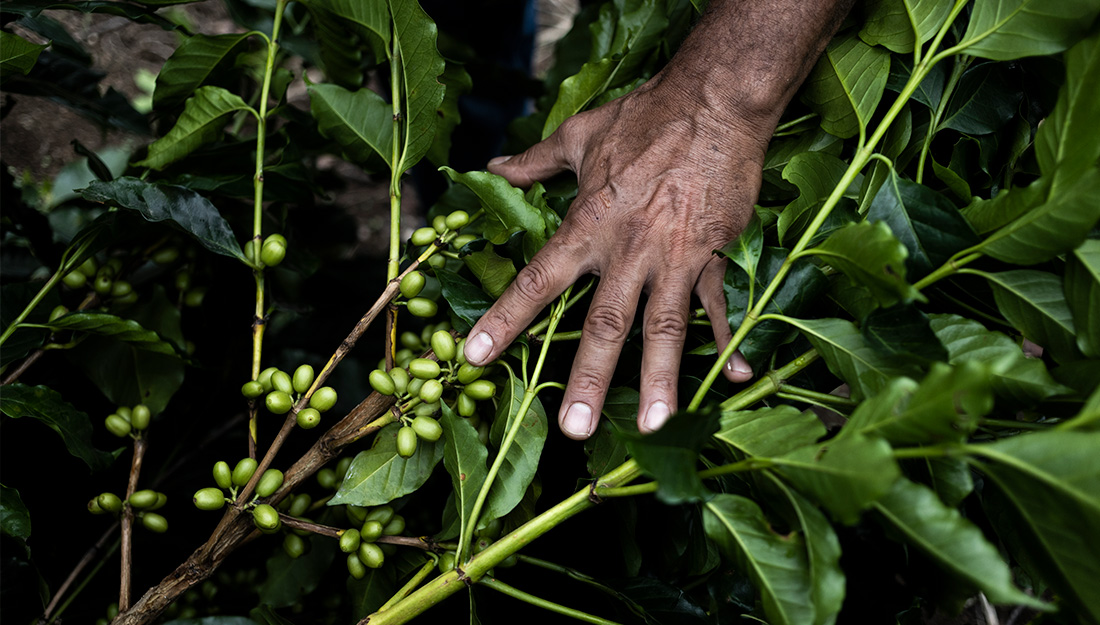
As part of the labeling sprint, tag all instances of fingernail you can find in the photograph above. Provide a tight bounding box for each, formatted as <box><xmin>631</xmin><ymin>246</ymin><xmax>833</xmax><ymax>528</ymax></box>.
<box><xmin>728</xmin><ymin>355</ymin><xmax>752</xmax><ymax>376</ymax></box>
<box><xmin>642</xmin><ymin>401</ymin><xmax>671</xmax><ymax>433</ymax></box>
<box><xmin>488</xmin><ymin>155</ymin><xmax>514</xmax><ymax>167</ymax></box>
<box><xmin>464</xmin><ymin>332</ymin><xmax>494</xmax><ymax>365</ymax></box>
<box><xmin>561</xmin><ymin>402</ymin><xmax>593</xmax><ymax>438</ymax></box>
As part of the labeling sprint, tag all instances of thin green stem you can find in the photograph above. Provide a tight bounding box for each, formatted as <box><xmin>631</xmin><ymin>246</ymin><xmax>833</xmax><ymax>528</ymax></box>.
<box><xmin>916</xmin><ymin>55</ymin><xmax>968</xmax><ymax>184</ymax></box>
<box><xmin>892</xmin><ymin>445</ymin><xmax>954</xmax><ymax>459</ymax></box>
<box><xmin>776</xmin><ymin>385</ymin><xmax>857</xmax><ymax>408</ymax></box>
<box><xmin>527</xmin><ymin>278</ymin><xmax>595</xmax><ymax>337</ymax></box>
<box><xmin>597</xmin><ymin>457</ymin><xmax>773</xmax><ymax>499</ymax></box>
<box><xmin>913</xmin><ymin>251</ymin><xmax>982</xmax><ymax>290</ymax></box>
<box><xmin>594</xmin><ymin>482</ymin><xmax>657</xmax><ymax>498</ymax></box>
<box><xmin>480</xmin><ymin>577</ymin><xmax>625</xmax><ymax>625</ymax></box>
<box><xmin>980</xmin><ymin>418</ymin><xmax>1052</xmax><ymax>431</ymax></box>
<box><xmin>0</xmin><ymin>269</ymin><xmax>63</xmax><ymax>347</ymax></box>
<box><xmin>773</xmin><ymin>112</ymin><xmax>818</xmax><ymax>136</ymax></box>
<box><xmin>378</xmin><ymin>558</ymin><xmax>438</xmax><ymax>612</ymax></box>
<box><xmin>719</xmin><ymin>349</ymin><xmax>820</xmax><ymax>411</ymax></box>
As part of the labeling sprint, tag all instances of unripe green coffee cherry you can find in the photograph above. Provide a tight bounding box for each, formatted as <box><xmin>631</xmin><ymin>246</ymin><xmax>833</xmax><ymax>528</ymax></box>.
<box><xmin>477</xmin><ymin>518</ymin><xmax>502</xmax><ymax>539</ymax></box>
<box><xmin>292</xmin><ymin>365</ymin><xmax>314</xmax><ymax>394</ymax></box>
<box><xmin>316</xmin><ymin>468</ymin><xmax>337</xmax><ymax>490</ymax></box>
<box><xmin>498</xmin><ymin>553</ymin><xmax>519</xmax><ymax>568</ymax></box>
<box><xmin>49</xmin><ymin>305</ymin><xmax>69</xmax><ymax>322</ymax></box>
<box><xmin>243</xmin><ymin>239</ymin><xmax>262</xmax><ymax>265</ymax></box>
<box><xmin>105</xmin><ymin>258</ymin><xmax>123</xmax><ymax>275</ymax></box>
<box><xmin>258</xmin><ymin>367</ymin><xmax>279</xmax><ymax>392</ymax></box>
<box><xmin>271</xmin><ymin>370</ymin><xmax>293</xmax><ymax>395</ymax></box>
<box><xmin>98</xmin><ymin>492</ymin><xmax>123</xmax><ymax>514</ymax></box>
<box><xmin>418</xmin><ymin>379</ymin><xmax>443</xmax><ymax>404</ymax></box>
<box><xmin>397</xmin><ymin>426</ymin><xmax>418</xmax><ymax>458</ymax></box>
<box><xmin>142</xmin><ymin>512</ymin><xmax>168</xmax><ymax>533</ymax></box>
<box><xmin>77</xmin><ymin>257</ymin><xmax>98</xmax><ymax>277</ymax></box>
<box><xmin>411</xmin><ymin>416</ymin><xmax>443</xmax><ymax>442</ymax></box>
<box><xmin>427</xmin><ymin>253</ymin><xmax>446</xmax><ymax>269</ymax></box>
<box><xmin>252</xmin><ymin>503</ymin><xmax>280</xmax><ymax>531</ymax></box>
<box><xmin>256</xmin><ymin>469</ymin><xmax>284</xmax><ymax>498</ymax></box>
<box><xmin>297</xmin><ymin>408</ymin><xmax>321</xmax><ymax>429</ymax></box>
<box><xmin>339</xmin><ymin>528</ymin><xmax>361</xmax><ymax>553</ymax></box>
<box><xmin>411</xmin><ymin>227</ymin><xmax>437</xmax><ymax>246</ymax></box>
<box><xmin>407</xmin><ymin>378</ymin><xmax>425</xmax><ymax>398</ymax></box>
<box><xmin>283</xmin><ymin>533</ymin><xmax>306</xmax><ymax>558</ymax></box>
<box><xmin>152</xmin><ymin>492</ymin><xmax>168</xmax><ymax>510</ymax></box>
<box><xmin>408</xmin><ymin>358</ymin><xmax>440</xmax><ymax>380</ymax></box>
<box><xmin>457</xmin><ymin>364</ymin><xmax>484</xmax><ymax>384</ymax></box>
<box><xmin>111</xmin><ymin>280</ymin><xmax>132</xmax><ymax>298</ymax></box>
<box><xmin>130</xmin><ymin>404</ymin><xmax>151</xmax><ymax>431</ymax></box>
<box><xmin>396</xmin><ymin>348</ymin><xmax>415</xmax><ymax>368</ymax></box>
<box><xmin>62</xmin><ymin>271</ymin><xmax>87</xmax><ymax>289</ymax></box>
<box><xmin>365</xmin><ymin>505</ymin><xmax>395</xmax><ymax>526</ymax></box>
<box><xmin>455</xmin><ymin>338</ymin><xmax>467</xmax><ymax>365</ymax></box>
<box><xmin>358</xmin><ymin>542</ymin><xmax>385</xmax><ymax>569</ymax></box>
<box><xmin>106</xmin><ymin>603</ymin><xmax>120</xmax><ymax>620</ymax></box>
<box><xmin>346</xmin><ymin>553</ymin><xmax>367</xmax><ymax>579</ymax></box>
<box><xmin>194</xmin><ymin>488</ymin><xmax>226</xmax><ymax>511</ymax></box>
<box><xmin>174</xmin><ymin>270</ymin><xmax>192</xmax><ymax>292</ymax></box>
<box><xmin>430</xmin><ymin>331</ymin><xmax>456</xmax><ymax>361</ymax></box>
<box><xmin>232</xmin><ymin>457</ymin><xmax>258</xmax><ymax>487</ymax></box>
<box><xmin>336</xmin><ymin>457</ymin><xmax>353</xmax><ymax>480</ymax></box>
<box><xmin>265</xmin><ymin>390</ymin><xmax>293</xmax><ymax>414</ymax></box>
<box><xmin>360</xmin><ymin>519</ymin><xmax>384</xmax><ymax>542</ymax></box>
<box><xmin>184</xmin><ymin>287</ymin><xmax>206</xmax><ymax>307</ymax></box>
<box><xmin>152</xmin><ymin>246</ymin><xmax>179</xmax><ymax>265</ymax></box>
<box><xmin>346</xmin><ymin>505</ymin><xmax>367</xmax><ymax>526</ymax></box>
<box><xmin>88</xmin><ymin>497</ymin><xmax>105</xmax><ymax>514</ymax></box>
<box><xmin>388</xmin><ymin>368</ymin><xmax>409</xmax><ymax>396</ymax></box>
<box><xmin>451</xmin><ymin>234</ymin><xmax>477</xmax><ymax>250</ymax></box>
<box><xmin>115</xmin><ymin>290</ymin><xmax>139</xmax><ymax>306</ymax></box>
<box><xmin>400</xmin><ymin>331</ymin><xmax>422</xmax><ymax>350</ymax></box>
<box><xmin>213</xmin><ymin>461</ymin><xmax>233</xmax><ymax>490</ymax></box>
<box><xmin>93</xmin><ymin>274</ymin><xmax>113</xmax><ymax>295</ymax></box>
<box><xmin>445</xmin><ymin>210</ymin><xmax>470</xmax><ymax>230</ymax></box>
<box><xmin>382</xmin><ymin>514</ymin><xmax>405</xmax><ymax>536</ymax></box>
<box><xmin>457</xmin><ymin>392</ymin><xmax>477</xmax><ymax>417</ymax></box>
<box><xmin>288</xmin><ymin>493</ymin><xmax>311</xmax><ymax>517</ymax></box>
<box><xmin>261</xmin><ymin>235</ymin><xmax>287</xmax><ymax>267</ymax></box>
<box><xmin>412</xmin><ymin>402</ymin><xmax>438</xmax><ymax>418</ymax></box>
<box><xmin>116</xmin><ymin>406</ymin><xmax>132</xmax><ymax>421</ymax></box>
<box><xmin>369</xmin><ymin>369</ymin><xmax>396</xmax><ymax>396</ymax></box>
<box><xmin>129</xmin><ymin>489</ymin><xmax>158</xmax><ymax>509</ymax></box>
<box><xmin>464</xmin><ymin>379</ymin><xmax>496</xmax><ymax>400</ymax></box>
<box><xmin>406</xmin><ymin>297</ymin><xmax>438</xmax><ymax>318</ymax></box>
<box><xmin>242</xmin><ymin>380</ymin><xmax>265</xmax><ymax>398</ymax></box>
<box><xmin>309</xmin><ymin>387</ymin><xmax>338</xmax><ymax>412</ymax></box>
<box><xmin>438</xmin><ymin>552</ymin><xmax>456</xmax><ymax>573</ymax></box>
<box><xmin>105</xmin><ymin>414</ymin><xmax>131</xmax><ymax>437</ymax></box>
<box><xmin>473</xmin><ymin>536</ymin><xmax>493</xmax><ymax>554</ymax></box>
<box><xmin>399</xmin><ymin>271</ymin><xmax>425</xmax><ymax>298</ymax></box>
<box><xmin>432</xmin><ymin>214</ymin><xmax>448</xmax><ymax>234</ymax></box>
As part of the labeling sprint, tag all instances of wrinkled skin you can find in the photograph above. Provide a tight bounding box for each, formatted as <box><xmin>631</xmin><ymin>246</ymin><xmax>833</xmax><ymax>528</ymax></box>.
<box><xmin>462</xmin><ymin>73</ymin><xmax>772</xmax><ymax>439</ymax></box>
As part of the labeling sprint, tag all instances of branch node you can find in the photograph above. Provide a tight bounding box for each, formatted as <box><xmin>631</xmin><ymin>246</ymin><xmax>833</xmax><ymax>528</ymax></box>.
<box><xmin>587</xmin><ymin>481</ymin><xmax>604</xmax><ymax>505</ymax></box>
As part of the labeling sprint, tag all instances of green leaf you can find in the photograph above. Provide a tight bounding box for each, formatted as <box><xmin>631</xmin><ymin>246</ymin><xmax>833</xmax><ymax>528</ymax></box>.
<box><xmin>1</xmin><ymin>484</ymin><xmax>32</xmax><ymax>551</ymax></box>
<box><xmin>440</xmin><ymin>168</ymin><xmax>548</xmax><ymax>262</ymax></box>
<box><xmin>27</xmin><ymin>311</ymin><xmax>184</xmax><ymax>357</ymax></box>
<box><xmin>389</xmin><ymin>0</ymin><xmax>446</xmax><ymax>176</ymax></box>
<box><xmin>0</xmin><ymin>31</ymin><xmax>47</xmax><ymax>75</ymax></box>
<box><xmin>462</xmin><ymin>247</ymin><xmax>516</xmax><ymax>299</ymax></box>
<box><xmin>622</xmin><ymin>408</ymin><xmax>720</xmax><ymax>505</ymax></box>
<box><xmin>314</xmin><ymin>0</ymin><xmax>390</xmax><ymax>49</ymax></box>
<box><xmin>703</xmin><ymin>494</ymin><xmax>815</xmax><ymax>625</ymax></box>
<box><xmin>874</xmin><ymin>478</ymin><xmax>1046</xmax><ymax>608</ymax></box>
<box><xmin>959</xmin><ymin>0</ymin><xmax>1100</xmax><ymax>61</ymax></box>
<box><xmin>153</xmin><ymin>33</ymin><xmax>254</xmax><ymax>109</ymax></box>
<box><xmin>801</xmin><ymin>33</ymin><xmax>891</xmax><ymax>139</ymax></box>
<box><xmin>715</xmin><ymin>405</ymin><xmax>826</xmax><ymax>458</ymax></box>
<box><xmin>977</xmin><ymin>269</ymin><xmax>1080</xmax><ymax>364</ymax></box>
<box><xmin>542</xmin><ymin>58</ymin><xmax>615</xmax><ymax>140</ymax></box>
<box><xmin>858</xmin><ymin>0</ymin><xmax>952</xmax><ymax>53</ymax></box>
<box><xmin>803</xmin><ymin>221</ymin><xmax>923</xmax><ymax>307</ymax></box>
<box><xmin>307</xmin><ymin>83</ymin><xmax>394</xmax><ymax>168</ymax></box>
<box><xmin>585</xmin><ymin>387</ymin><xmax>638</xmax><ymax>476</ymax></box>
<box><xmin>777</xmin><ymin>151</ymin><xmax>850</xmax><ymax>245</ymax></box>
<box><xmin>134</xmin><ymin>86</ymin><xmax>254</xmax><ymax>171</ymax></box>
<box><xmin>439</xmin><ymin>402</ymin><xmax>488</xmax><ymax>546</ymax></box>
<box><xmin>971</xmin><ymin>430</ymin><xmax>1100</xmax><ymax>619</ymax></box>
<box><xmin>329</xmin><ymin>422</ymin><xmax>444</xmax><ymax>507</ymax></box>
<box><xmin>346</xmin><ymin>567</ymin><xmax>397</xmax><ymax>620</ymax></box>
<box><xmin>861</xmin><ymin>304</ymin><xmax>948</xmax><ymax>364</ymax></box>
<box><xmin>718</xmin><ymin>214</ymin><xmax>763</xmax><ymax>287</ymax></box>
<box><xmin>1065</xmin><ymin>239</ymin><xmax>1100</xmax><ymax>357</ymax></box>
<box><xmin>258</xmin><ymin>538</ymin><xmax>337</xmax><ymax>608</ymax></box>
<box><xmin>938</xmin><ymin>62</ymin><xmax>1021</xmax><ymax>135</ymax></box>
<box><xmin>761</xmin><ymin>129</ymin><xmax>843</xmax><ymax>202</ymax></box>
<box><xmin>436</xmin><ymin>268</ymin><xmax>495</xmax><ymax>332</ymax></box>
<box><xmin>484</xmin><ymin>372</ymin><xmax>547</xmax><ymax>522</ymax></box>
<box><xmin>426</xmin><ymin>60</ymin><xmax>472</xmax><ymax>167</ymax></box>
<box><xmin>0</xmin><ymin>384</ymin><xmax>114</xmax><ymax>471</ymax></box>
<box><xmin>929</xmin><ymin>314</ymin><xmax>1072</xmax><ymax>405</ymax></box>
<box><xmin>776</xmin><ymin>432</ymin><xmax>900</xmax><ymax>525</ymax></box>
<box><xmin>82</xmin><ymin>177</ymin><xmax>248</xmax><ymax>262</ymax></box>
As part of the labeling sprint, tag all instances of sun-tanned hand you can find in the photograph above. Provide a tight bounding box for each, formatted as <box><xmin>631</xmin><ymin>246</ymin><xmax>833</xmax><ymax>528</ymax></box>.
<box><xmin>463</xmin><ymin>0</ymin><xmax>855</xmax><ymax>439</ymax></box>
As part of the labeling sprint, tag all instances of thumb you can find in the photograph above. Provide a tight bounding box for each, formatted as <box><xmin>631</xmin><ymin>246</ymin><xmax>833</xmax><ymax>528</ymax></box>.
<box><xmin>487</xmin><ymin>130</ymin><xmax>574</xmax><ymax>188</ymax></box>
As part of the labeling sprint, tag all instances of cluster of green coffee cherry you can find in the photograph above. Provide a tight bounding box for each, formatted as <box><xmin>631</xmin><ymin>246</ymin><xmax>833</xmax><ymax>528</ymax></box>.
<box><xmin>87</xmin><ymin>488</ymin><xmax>168</xmax><ymax>533</ymax></box>
<box><xmin>193</xmin><ymin>458</ymin><xmax>287</xmax><ymax>530</ymax></box>
<box><xmin>241</xmin><ymin>364</ymin><xmax>337</xmax><ymax>429</ymax></box>
<box><xmin>61</xmin><ymin>257</ymin><xmax>138</xmax><ymax>304</ymax></box>
<box><xmin>104</xmin><ymin>403</ymin><xmax>152</xmax><ymax>438</ymax></box>
<box><xmin>243</xmin><ymin>233</ymin><xmax>287</xmax><ymax>268</ymax></box>
<box><xmin>339</xmin><ymin>505</ymin><xmax>407</xmax><ymax>578</ymax></box>
<box><xmin>369</xmin><ymin>329</ymin><xmax>496</xmax><ymax>457</ymax></box>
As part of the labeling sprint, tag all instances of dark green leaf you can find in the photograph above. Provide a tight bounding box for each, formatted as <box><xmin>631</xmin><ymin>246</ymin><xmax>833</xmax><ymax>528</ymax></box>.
<box><xmin>346</xmin><ymin>566</ymin><xmax>397</xmax><ymax>620</ymax></box>
<box><xmin>462</xmin><ymin>247</ymin><xmax>516</xmax><ymax>299</ymax></box>
<box><xmin>484</xmin><ymin>372</ymin><xmax>547</xmax><ymax>522</ymax></box>
<box><xmin>801</xmin><ymin>33</ymin><xmax>891</xmax><ymax>139</ymax></box>
<box><xmin>314</xmin><ymin>0</ymin><xmax>390</xmax><ymax>49</ymax></box>
<box><xmin>777</xmin><ymin>151</ymin><xmax>850</xmax><ymax>244</ymax></box>
<box><xmin>0</xmin><ymin>30</ymin><xmax>47</xmax><ymax>75</ymax></box>
<box><xmin>886</xmin><ymin>56</ymin><xmax>946</xmax><ymax>110</ymax></box>
<box><xmin>307</xmin><ymin>83</ymin><xmax>394</xmax><ymax>168</ymax></box>
<box><xmin>82</xmin><ymin>177</ymin><xmax>247</xmax><ymax>262</ymax></box>
<box><xmin>585</xmin><ymin>387</ymin><xmax>638</xmax><ymax>476</ymax></box>
<box><xmin>28</xmin><ymin>311</ymin><xmax>184</xmax><ymax>357</ymax></box>
<box><xmin>959</xmin><ymin>0</ymin><xmax>1100</xmax><ymax>61</ymax></box>
<box><xmin>258</xmin><ymin>538</ymin><xmax>337</xmax><ymax>608</ymax></box>
<box><xmin>718</xmin><ymin>214</ymin><xmax>762</xmax><ymax>286</ymax></box>
<box><xmin>761</xmin><ymin>129</ymin><xmax>843</xmax><ymax>202</ymax></box>
<box><xmin>1065</xmin><ymin>239</ymin><xmax>1100</xmax><ymax>357</ymax></box>
<box><xmin>0</xmin><ymin>384</ymin><xmax>113</xmax><ymax>471</ymax></box>
<box><xmin>803</xmin><ymin>221</ymin><xmax>923</xmax><ymax>307</ymax></box>
<box><xmin>329</xmin><ymin>422</ymin><xmax>444</xmax><ymax>506</ymax></box>
<box><xmin>1</xmin><ymin>484</ymin><xmax>32</xmax><ymax>545</ymax></box>
<box><xmin>715</xmin><ymin>405</ymin><xmax>826</xmax><ymax>458</ymax></box>
<box><xmin>389</xmin><ymin>0</ymin><xmax>445</xmax><ymax>176</ymax></box>
<box><xmin>861</xmin><ymin>304</ymin><xmax>948</xmax><ymax>364</ymax></box>
<box><xmin>440</xmin><ymin>168</ymin><xmax>548</xmax><ymax>262</ymax></box>
<box><xmin>858</xmin><ymin>0</ymin><xmax>952</xmax><ymax>53</ymax></box>
<box><xmin>439</xmin><ymin>402</ymin><xmax>488</xmax><ymax>546</ymax></box>
<box><xmin>135</xmin><ymin>86</ymin><xmax>254</xmax><ymax>171</ymax></box>
<box><xmin>622</xmin><ymin>408</ymin><xmax>720</xmax><ymax>505</ymax></box>
<box><xmin>938</xmin><ymin>62</ymin><xmax>1021</xmax><ymax>135</ymax></box>
<box><xmin>436</xmin><ymin>268</ymin><xmax>495</xmax><ymax>332</ymax></box>
<box><xmin>978</xmin><ymin>269</ymin><xmax>1080</xmax><ymax>364</ymax></box>
<box><xmin>0</xmin><ymin>1</ymin><xmax>181</xmax><ymax>31</ymax></box>
<box><xmin>426</xmin><ymin>60</ymin><xmax>473</xmax><ymax>167</ymax></box>
<box><xmin>153</xmin><ymin>33</ymin><xmax>255</xmax><ymax>109</ymax></box>
<box><xmin>874</xmin><ymin>478</ymin><xmax>1046</xmax><ymax>608</ymax></box>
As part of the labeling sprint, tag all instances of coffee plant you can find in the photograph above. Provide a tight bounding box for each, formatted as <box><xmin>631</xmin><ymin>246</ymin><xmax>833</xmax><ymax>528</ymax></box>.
<box><xmin>2</xmin><ymin>0</ymin><xmax>1099</xmax><ymax>624</ymax></box>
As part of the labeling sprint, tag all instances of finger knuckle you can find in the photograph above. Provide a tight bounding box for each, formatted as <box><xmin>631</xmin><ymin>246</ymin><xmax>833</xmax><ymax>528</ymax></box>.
<box><xmin>644</xmin><ymin>308</ymin><xmax>687</xmax><ymax>344</ymax></box>
<box><xmin>645</xmin><ymin>371</ymin><xmax>678</xmax><ymax>394</ymax></box>
<box><xmin>585</xmin><ymin>303</ymin><xmax>632</xmax><ymax>343</ymax></box>
<box><xmin>513</xmin><ymin>261</ymin><xmax>554</xmax><ymax>300</ymax></box>
<box><xmin>570</xmin><ymin>369</ymin><xmax>609</xmax><ymax>396</ymax></box>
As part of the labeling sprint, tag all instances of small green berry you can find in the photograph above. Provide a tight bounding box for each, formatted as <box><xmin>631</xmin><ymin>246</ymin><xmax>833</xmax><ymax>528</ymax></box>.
<box><xmin>257</xmin><ymin>367</ymin><xmax>279</xmax><ymax>392</ymax></box>
<box><xmin>432</xmin><ymin>214</ymin><xmax>448</xmax><ymax>234</ymax></box>
<box><xmin>141</xmin><ymin>512</ymin><xmax>168</xmax><ymax>533</ymax></box>
<box><xmin>297</xmin><ymin>408</ymin><xmax>321</xmax><ymax>429</ymax></box>
<box><xmin>255</xmin><ymin>469</ymin><xmax>284</xmax><ymax>498</ymax></box>
<box><xmin>445</xmin><ymin>210</ymin><xmax>469</xmax><ymax>230</ymax></box>
<box><xmin>288</xmin><ymin>493</ymin><xmax>312</xmax><ymax>517</ymax></box>
<box><xmin>339</xmin><ymin>528</ymin><xmax>362</xmax><ymax>553</ymax></box>
<box><xmin>309</xmin><ymin>387</ymin><xmax>338</xmax><ymax>412</ymax></box>
<box><xmin>194</xmin><ymin>488</ymin><xmax>226</xmax><ymax>511</ymax></box>
<box><xmin>430</xmin><ymin>331</ymin><xmax>456</xmax><ymax>361</ymax></box>
<box><xmin>408</xmin><ymin>358</ymin><xmax>440</xmax><ymax>380</ymax></box>
<box><xmin>242</xmin><ymin>380</ymin><xmax>265</xmax><ymax>398</ymax></box>
<box><xmin>62</xmin><ymin>271</ymin><xmax>87</xmax><ymax>289</ymax></box>
<box><xmin>457</xmin><ymin>363</ymin><xmax>484</xmax><ymax>384</ymax></box>
<box><xmin>129</xmin><ymin>489</ymin><xmax>158</xmax><ymax>509</ymax></box>
<box><xmin>411</xmin><ymin>416</ymin><xmax>443</xmax><ymax>442</ymax></box>
<box><xmin>397</xmin><ymin>426</ymin><xmax>418</xmax><ymax>458</ymax></box>
<box><xmin>411</xmin><ymin>227</ymin><xmax>438</xmax><ymax>246</ymax></box>
<box><xmin>358</xmin><ymin>542</ymin><xmax>385</xmax><ymax>569</ymax></box>
<box><xmin>213</xmin><ymin>461</ymin><xmax>233</xmax><ymax>490</ymax></box>
<box><xmin>407</xmin><ymin>297</ymin><xmax>438</xmax><ymax>318</ymax></box>
<box><xmin>105</xmin><ymin>414</ymin><xmax>131</xmax><ymax>438</ymax></box>
<box><xmin>418</xmin><ymin>379</ymin><xmax>443</xmax><ymax>404</ymax></box>
<box><xmin>399</xmin><ymin>271</ymin><xmax>426</xmax><ymax>298</ymax></box>
<box><xmin>130</xmin><ymin>404</ymin><xmax>151</xmax><ymax>431</ymax></box>
<box><xmin>283</xmin><ymin>533</ymin><xmax>306</xmax><ymax>558</ymax></box>
<box><xmin>389</xmin><ymin>368</ymin><xmax>409</xmax><ymax>396</ymax></box>
<box><xmin>265</xmin><ymin>390</ymin><xmax>293</xmax><ymax>414</ymax></box>
<box><xmin>252</xmin><ymin>503</ymin><xmax>280</xmax><ymax>531</ymax></box>
<box><xmin>360</xmin><ymin>519</ymin><xmax>384</xmax><ymax>542</ymax></box>
<box><xmin>97</xmin><ymin>492</ymin><xmax>123</xmax><ymax>514</ymax></box>
<box><xmin>464</xmin><ymin>379</ymin><xmax>496</xmax><ymax>400</ymax></box>
<box><xmin>232</xmin><ymin>458</ymin><xmax>258</xmax><ymax>487</ymax></box>
<box><xmin>369</xmin><ymin>369</ymin><xmax>396</xmax><ymax>396</ymax></box>
<box><xmin>457</xmin><ymin>392</ymin><xmax>477</xmax><ymax>417</ymax></box>
<box><xmin>271</xmin><ymin>370</ymin><xmax>293</xmax><ymax>395</ymax></box>
<box><xmin>347</xmin><ymin>553</ymin><xmax>367</xmax><ymax>579</ymax></box>
<box><xmin>292</xmin><ymin>364</ymin><xmax>314</xmax><ymax>394</ymax></box>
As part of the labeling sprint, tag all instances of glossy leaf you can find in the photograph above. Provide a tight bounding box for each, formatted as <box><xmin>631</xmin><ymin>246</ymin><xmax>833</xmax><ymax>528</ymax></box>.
<box><xmin>0</xmin><ymin>384</ymin><xmax>113</xmax><ymax>471</ymax></box>
<box><xmin>153</xmin><ymin>33</ymin><xmax>254</xmax><ymax>109</ymax></box>
<box><xmin>542</xmin><ymin>58</ymin><xmax>615</xmax><ymax>139</ymax></box>
<box><xmin>1065</xmin><ymin>239</ymin><xmax>1100</xmax><ymax>357</ymax></box>
<box><xmin>1</xmin><ymin>484</ymin><xmax>32</xmax><ymax>550</ymax></box>
<box><xmin>885</xmin><ymin>56</ymin><xmax>946</xmax><ymax>110</ymax></box>
<box><xmin>135</xmin><ymin>86</ymin><xmax>254</xmax><ymax>170</ymax></box>
<box><xmin>427</xmin><ymin>61</ymin><xmax>473</xmax><ymax>167</ymax></box>
<box><xmin>462</xmin><ymin>247</ymin><xmax>516</xmax><ymax>299</ymax></box>
<box><xmin>861</xmin><ymin>304</ymin><xmax>948</xmax><ymax>364</ymax></box>
<box><xmin>82</xmin><ymin>177</ymin><xmax>247</xmax><ymax>262</ymax></box>
<box><xmin>485</xmin><ymin>373</ymin><xmax>547</xmax><ymax>522</ymax></box>
<box><xmin>314</xmin><ymin>0</ymin><xmax>390</xmax><ymax>49</ymax></box>
<box><xmin>761</xmin><ymin>129</ymin><xmax>843</xmax><ymax>201</ymax></box>
<box><xmin>0</xmin><ymin>31</ymin><xmax>47</xmax><ymax>75</ymax></box>
<box><xmin>802</xmin><ymin>33</ymin><xmax>891</xmax><ymax>139</ymax></box>
<box><xmin>585</xmin><ymin>387</ymin><xmax>638</xmax><ymax>477</ymax></box>
<box><xmin>439</xmin><ymin>403</ymin><xmax>488</xmax><ymax>545</ymax></box>
<box><xmin>715</xmin><ymin>405</ymin><xmax>826</xmax><ymax>458</ymax></box>
<box><xmin>622</xmin><ymin>408</ymin><xmax>720</xmax><ymax>505</ymax></box>
<box><xmin>803</xmin><ymin>221</ymin><xmax>922</xmax><ymax>307</ymax></box>
<box><xmin>703</xmin><ymin>494</ymin><xmax>815</xmax><ymax>625</ymax></box>
<box><xmin>718</xmin><ymin>214</ymin><xmax>762</xmax><ymax>286</ymax></box>
<box><xmin>959</xmin><ymin>0</ymin><xmax>1100</xmax><ymax>61</ymax></box>
<box><xmin>873</xmin><ymin>478</ymin><xmax>1046</xmax><ymax>608</ymax></box>
<box><xmin>436</xmin><ymin>268</ymin><xmax>495</xmax><ymax>332</ymax></box>
<box><xmin>258</xmin><ymin>539</ymin><xmax>337</xmax><ymax>608</ymax></box>
<box><xmin>28</xmin><ymin>311</ymin><xmax>185</xmax><ymax>357</ymax></box>
<box><xmin>978</xmin><ymin>269</ymin><xmax>1080</xmax><ymax>364</ymax></box>
<box><xmin>329</xmin><ymin>422</ymin><xmax>444</xmax><ymax>506</ymax></box>
<box><xmin>938</xmin><ymin>62</ymin><xmax>1021</xmax><ymax>135</ymax></box>
<box><xmin>308</xmin><ymin>83</ymin><xmax>394</xmax><ymax>168</ymax></box>
<box><xmin>858</xmin><ymin>0</ymin><xmax>952</xmax><ymax>53</ymax></box>
<box><xmin>777</xmin><ymin>151</ymin><xmax>850</xmax><ymax>245</ymax></box>
<box><xmin>389</xmin><ymin>0</ymin><xmax>446</xmax><ymax>176</ymax></box>
<box><xmin>440</xmin><ymin>168</ymin><xmax>548</xmax><ymax>262</ymax></box>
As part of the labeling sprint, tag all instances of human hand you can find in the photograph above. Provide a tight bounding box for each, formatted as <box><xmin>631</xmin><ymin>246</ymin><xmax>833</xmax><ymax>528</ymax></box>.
<box><xmin>461</xmin><ymin>74</ymin><xmax>773</xmax><ymax>439</ymax></box>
